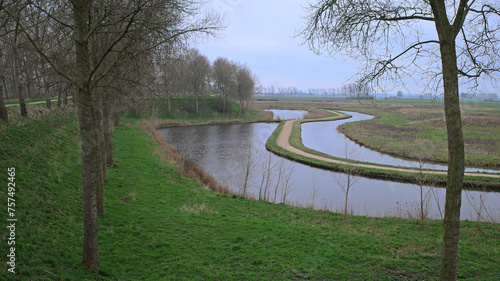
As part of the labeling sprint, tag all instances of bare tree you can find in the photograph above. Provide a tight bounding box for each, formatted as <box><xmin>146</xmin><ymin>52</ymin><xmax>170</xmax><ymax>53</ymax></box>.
<box><xmin>1</xmin><ymin>1</ymin><xmax>28</xmax><ymax>117</ymax></box>
<box><xmin>184</xmin><ymin>48</ymin><xmax>211</xmax><ymax>115</ymax></box>
<box><xmin>333</xmin><ymin>139</ymin><xmax>362</xmax><ymax>221</ymax></box>
<box><xmin>157</xmin><ymin>46</ymin><xmax>184</xmax><ymax>115</ymax></box>
<box><xmin>213</xmin><ymin>57</ymin><xmax>237</xmax><ymax>115</ymax></box>
<box><xmin>300</xmin><ymin>1</ymin><xmax>500</xmax><ymax>278</ymax></box>
<box><xmin>280</xmin><ymin>161</ymin><xmax>295</xmax><ymax>204</ymax></box>
<box><xmin>234</xmin><ymin>64</ymin><xmax>255</xmax><ymax>113</ymax></box>
<box><xmin>259</xmin><ymin>151</ymin><xmax>277</xmax><ymax>201</ymax></box>
<box><xmin>413</xmin><ymin>136</ymin><xmax>437</xmax><ymax>228</ymax></box>
<box><xmin>241</xmin><ymin>138</ymin><xmax>259</xmax><ymax>198</ymax></box>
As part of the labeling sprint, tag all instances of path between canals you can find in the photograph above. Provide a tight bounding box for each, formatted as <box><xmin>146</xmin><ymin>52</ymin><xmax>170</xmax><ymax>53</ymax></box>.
<box><xmin>275</xmin><ymin>111</ymin><xmax>500</xmax><ymax>179</ymax></box>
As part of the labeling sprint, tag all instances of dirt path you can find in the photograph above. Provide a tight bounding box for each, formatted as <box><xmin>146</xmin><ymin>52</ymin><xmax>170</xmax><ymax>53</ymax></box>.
<box><xmin>275</xmin><ymin>111</ymin><xmax>500</xmax><ymax>179</ymax></box>
<box><xmin>5</xmin><ymin>98</ymin><xmax>60</xmax><ymax>107</ymax></box>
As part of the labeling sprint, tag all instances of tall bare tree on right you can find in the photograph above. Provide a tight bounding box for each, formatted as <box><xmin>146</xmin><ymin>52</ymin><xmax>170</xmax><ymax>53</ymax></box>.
<box><xmin>300</xmin><ymin>1</ymin><xmax>500</xmax><ymax>280</ymax></box>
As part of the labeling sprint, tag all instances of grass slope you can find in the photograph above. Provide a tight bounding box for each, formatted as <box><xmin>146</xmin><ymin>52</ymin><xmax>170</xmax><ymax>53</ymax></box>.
<box><xmin>1</xmin><ymin>112</ymin><xmax>499</xmax><ymax>280</ymax></box>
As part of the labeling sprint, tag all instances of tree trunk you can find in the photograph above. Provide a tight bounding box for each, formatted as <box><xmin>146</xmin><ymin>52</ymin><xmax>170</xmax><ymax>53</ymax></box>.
<box><xmin>57</xmin><ymin>88</ymin><xmax>62</xmax><ymax>108</ymax></box>
<box><xmin>0</xmin><ymin>85</ymin><xmax>8</xmax><ymax>123</ymax></box>
<box><xmin>429</xmin><ymin>2</ymin><xmax>466</xmax><ymax>279</ymax></box>
<box><xmin>63</xmin><ymin>89</ymin><xmax>68</xmax><ymax>106</ymax></box>
<box><xmin>94</xmin><ymin>93</ymin><xmax>106</xmax><ymax>214</ymax></box>
<box><xmin>344</xmin><ymin>190</ymin><xmax>348</xmax><ymax>221</ymax></box>
<box><xmin>102</xmin><ymin>95</ymin><xmax>114</xmax><ymax>166</ymax></box>
<box><xmin>420</xmin><ymin>185</ymin><xmax>425</xmax><ymax>228</ymax></box>
<box><xmin>223</xmin><ymin>94</ymin><xmax>226</xmax><ymax>115</ymax></box>
<box><xmin>12</xmin><ymin>38</ymin><xmax>27</xmax><ymax>117</ymax></box>
<box><xmin>439</xmin><ymin>39</ymin><xmax>464</xmax><ymax>281</ymax></box>
<box><xmin>46</xmin><ymin>88</ymin><xmax>52</xmax><ymax>110</ymax></box>
<box><xmin>17</xmin><ymin>86</ymin><xmax>27</xmax><ymax>118</ymax></box>
<box><xmin>73</xmin><ymin>0</ymin><xmax>99</xmax><ymax>269</ymax></box>
<box><xmin>167</xmin><ymin>94</ymin><xmax>171</xmax><ymax>115</ymax></box>
<box><xmin>196</xmin><ymin>95</ymin><xmax>199</xmax><ymax>115</ymax></box>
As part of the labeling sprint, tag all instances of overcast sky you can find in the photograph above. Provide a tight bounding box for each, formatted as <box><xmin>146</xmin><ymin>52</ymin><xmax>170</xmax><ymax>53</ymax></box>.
<box><xmin>194</xmin><ymin>0</ymin><xmax>355</xmax><ymax>91</ymax></box>
<box><xmin>195</xmin><ymin>0</ymin><xmax>498</xmax><ymax>95</ymax></box>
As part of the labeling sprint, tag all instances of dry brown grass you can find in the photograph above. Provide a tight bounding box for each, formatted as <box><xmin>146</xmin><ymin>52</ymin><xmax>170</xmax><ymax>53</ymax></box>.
<box><xmin>303</xmin><ymin>107</ymin><xmax>331</xmax><ymax>119</ymax></box>
<box><xmin>357</xmin><ymin>123</ymin><xmax>422</xmax><ymax>133</ymax></box>
<box><xmin>259</xmin><ymin>109</ymin><xmax>274</xmax><ymax>120</ymax></box>
<box><xmin>462</xmin><ymin>114</ymin><xmax>500</xmax><ymax>127</ymax></box>
<box><xmin>138</xmin><ymin>121</ymin><xmax>231</xmax><ymax>194</ymax></box>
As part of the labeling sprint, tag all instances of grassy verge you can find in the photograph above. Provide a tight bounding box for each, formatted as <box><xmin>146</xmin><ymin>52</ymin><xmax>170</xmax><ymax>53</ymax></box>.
<box><xmin>134</xmin><ymin>96</ymin><xmax>275</xmax><ymax>129</ymax></box>
<box><xmin>1</xmin><ymin>111</ymin><xmax>499</xmax><ymax>280</ymax></box>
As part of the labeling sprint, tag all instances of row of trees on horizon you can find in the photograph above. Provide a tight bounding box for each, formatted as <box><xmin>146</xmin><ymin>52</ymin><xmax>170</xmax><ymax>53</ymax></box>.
<box><xmin>259</xmin><ymin>83</ymin><xmax>373</xmax><ymax>99</ymax></box>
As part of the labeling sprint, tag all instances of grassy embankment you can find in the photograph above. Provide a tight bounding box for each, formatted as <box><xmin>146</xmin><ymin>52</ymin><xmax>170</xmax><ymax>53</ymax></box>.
<box><xmin>144</xmin><ymin>96</ymin><xmax>273</xmax><ymax>125</ymax></box>
<box><xmin>2</xmin><ymin>98</ymin><xmax>68</xmax><ymax>128</ymax></box>
<box><xmin>1</xmin><ymin>103</ymin><xmax>499</xmax><ymax>280</ymax></box>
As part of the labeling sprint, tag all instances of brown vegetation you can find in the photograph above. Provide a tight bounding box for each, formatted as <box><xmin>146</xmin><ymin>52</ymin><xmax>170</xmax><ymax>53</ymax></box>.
<box><xmin>138</xmin><ymin>121</ymin><xmax>231</xmax><ymax>194</ymax></box>
<box><xmin>303</xmin><ymin>107</ymin><xmax>331</xmax><ymax>119</ymax></box>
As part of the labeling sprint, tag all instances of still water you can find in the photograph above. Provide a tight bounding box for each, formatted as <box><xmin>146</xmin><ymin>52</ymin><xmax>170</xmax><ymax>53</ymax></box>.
<box><xmin>266</xmin><ymin>109</ymin><xmax>308</xmax><ymax>120</ymax></box>
<box><xmin>159</xmin><ymin>111</ymin><xmax>500</xmax><ymax>221</ymax></box>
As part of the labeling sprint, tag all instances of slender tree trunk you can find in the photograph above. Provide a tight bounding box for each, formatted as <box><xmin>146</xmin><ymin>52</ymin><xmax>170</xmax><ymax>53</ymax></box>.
<box><xmin>439</xmin><ymin>39</ymin><xmax>464</xmax><ymax>281</ymax></box>
<box><xmin>57</xmin><ymin>87</ymin><xmax>62</xmax><ymax>108</ymax></box>
<box><xmin>263</xmin><ymin>154</ymin><xmax>272</xmax><ymax>201</ymax></box>
<box><xmin>167</xmin><ymin>94</ymin><xmax>171</xmax><ymax>115</ymax></box>
<box><xmin>196</xmin><ymin>95</ymin><xmax>199</xmax><ymax>115</ymax></box>
<box><xmin>420</xmin><ymin>185</ymin><xmax>425</xmax><ymax>228</ymax></box>
<box><xmin>63</xmin><ymin>89</ymin><xmax>68</xmax><ymax>106</ymax></box>
<box><xmin>11</xmin><ymin>36</ymin><xmax>27</xmax><ymax>117</ymax></box>
<box><xmin>0</xmin><ymin>85</ymin><xmax>8</xmax><ymax>123</ymax></box>
<box><xmin>242</xmin><ymin>146</ymin><xmax>252</xmax><ymax>197</ymax></box>
<box><xmin>73</xmin><ymin>0</ymin><xmax>99</xmax><ymax>269</ymax></box>
<box><xmin>94</xmin><ymin>93</ymin><xmax>106</xmax><ymax>214</ymax></box>
<box><xmin>344</xmin><ymin>175</ymin><xmax>350</xmax><ymax>221</ymax></box>
<box><xmin>344</xmin><ymin>190</ymin><xmax>348</xmax><ymax>221</ymax></box>
<box><xmin>45</xmin><ymin>88</ymin><xmax>52</xmax><ymax>110</ymax></box>
<box><xmin>102</xmin><ymin>95</ymin><xmax>114</xmax><ymax>166</ymax></box>
<box><xmin>223</xmin><ymin>93</ymin><xmax>226</xmax><ymax>115</ymax></box>
<box><xmin>17</xmin><ymin>86</ymin><xmax>27</xmax><ymax>117</ymax></box>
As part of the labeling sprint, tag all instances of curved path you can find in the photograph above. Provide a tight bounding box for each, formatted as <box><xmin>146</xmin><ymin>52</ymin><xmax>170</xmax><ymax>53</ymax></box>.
<box><xmin>274</xmin><ymin>111</ymin><xmax>500</xmax><ymax>180</ymax></box>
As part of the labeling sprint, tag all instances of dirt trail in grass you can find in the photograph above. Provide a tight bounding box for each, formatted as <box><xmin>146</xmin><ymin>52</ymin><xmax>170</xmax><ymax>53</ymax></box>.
<box><xmin>275</xmin><ymin>111</ymin><xmax>500</xmax><ymax>179</ymax></box>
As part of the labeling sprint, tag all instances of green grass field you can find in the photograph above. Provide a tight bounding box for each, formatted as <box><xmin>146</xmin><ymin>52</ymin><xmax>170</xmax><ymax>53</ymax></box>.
<box><xmin>1</xmin><ymin>109</ymin><xmax>499</xmax><ymax>280</ymax></box>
